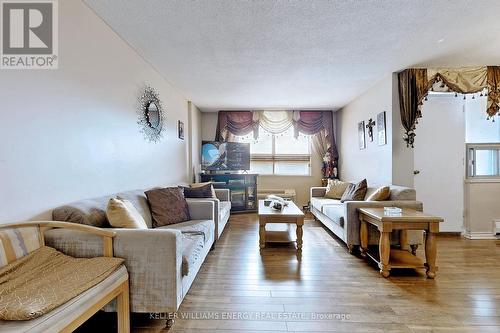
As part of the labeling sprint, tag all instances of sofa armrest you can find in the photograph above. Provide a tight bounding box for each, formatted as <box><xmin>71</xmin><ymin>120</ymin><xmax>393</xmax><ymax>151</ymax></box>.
<box><xmin>343</xmin><ymin>200</ymin><xmax>424</xmax><ymax>246</ymax></box>
<box><xmin>44</xmin><ymin>228</ymin><xmax>183</xmax><ymax>313</ymax></box>
<box><xmin>215</xmin><ymin>189</ymin><xmax>230</xmax><ymax>202</ymax></box>
<box><xmin>186</xmin><ymin>198</ymin><xmax>219</xmax><ymax>239</ymax></box>
<box><xmin>187</xmin><ymin>200</ymin><xmax>215</xmax><ymax>221</ymax></box>
<box><xmin>310</xmin><ymin>187</ymin><xmax>327</xmax><ymax>198</ymax></box>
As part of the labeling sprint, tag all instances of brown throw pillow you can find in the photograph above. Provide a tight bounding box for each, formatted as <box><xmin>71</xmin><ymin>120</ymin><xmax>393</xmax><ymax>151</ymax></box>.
<box><xmin>340</xmin><ymin>179</ymin><xmax>368</xmax><ymax>202</ymax></box>
<box><xmin>145</xmin><ymin>187</ymin><xmax>191</xmax><ymax>227</ymax></box>
<box><xmin>191</xmin><ymin>182</ymin><xmax>217</xmax><ymax>198</ymax></box>
<box><xmin>181</xmin><ymin>183</ymin><xmax>213</xmax><ymax>198</ymax></box>
<box><xmin>325</xmin><ymin>179</ymin><xmax>350</xmax><ymax>199</ymax></box>
<box><xmin>366</xmin><ymin>186</ymin><xmax>391</xmax><ymax>201</ymax></box>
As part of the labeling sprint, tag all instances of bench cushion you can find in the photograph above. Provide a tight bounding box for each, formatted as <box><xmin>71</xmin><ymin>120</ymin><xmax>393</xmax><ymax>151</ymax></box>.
<box><xmin>0</xmin><ymin>265</ymin><xmax>128</xmax><ymax>333</ymax></box>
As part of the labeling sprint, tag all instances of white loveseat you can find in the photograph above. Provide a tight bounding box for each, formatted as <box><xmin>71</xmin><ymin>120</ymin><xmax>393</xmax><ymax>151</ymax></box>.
<box><xmin>310</xmin><ymin>184</ymin><xmax>424</xmax><ymax>253</ymax></box>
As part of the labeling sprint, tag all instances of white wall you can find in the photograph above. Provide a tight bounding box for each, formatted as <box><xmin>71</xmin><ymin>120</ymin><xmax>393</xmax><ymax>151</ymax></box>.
<box><xmin>337</xmin><ymin>75</ymin><xmax>393</xmax><ymax>185</ymax></box>
<box><xmin>0</xmin><ymin>0</ymin><xmax>191</xmax><ymax>222</ymax></box>
<box><xmin>200</xmin><ymin>112</ymin><xmax>323</xmax><ymax>207</ymax></box>
<box><xmin>414</xmin><ymin>94</ymin><xmax>465</xmax><ymax>232</ymax></box>
<box><xmin>201</xmin><ymin>113</ymin><xmax>219</xmax><ymax>142</ymax></box>
<box><xmin>464</xmin><ymin>95</ymin><xmax>500</xmax><ymax>238</ymax></box>
<box><xmin>465</xmin><ymin>96</ymin><xmax>500</xmax><ymax>143</ymax></box>
<box><xmin>188</xmin><ymin>102</ymin><xmax>202</xmax><ymax>182</ymax></box>
<box><xmin>464</xmin><ymin>181</ymin><xmax>500</xmax><ymax>238</ymax></box>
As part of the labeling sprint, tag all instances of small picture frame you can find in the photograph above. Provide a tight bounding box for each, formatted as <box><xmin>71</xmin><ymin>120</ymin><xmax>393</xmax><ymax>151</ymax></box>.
<box><xmin>358</xmin><ymin>121</ymin><xmax>366</xmax><ymax>150</ymax></box>
<box><xmin>178</xmin><ymin>120</ymin><xmax>184</xmax><ymax>140</ymax></box>
<box><xmin>377</xmin><ymin>111</ymin><xmax>387</xmax><ymax>146</ymax></box>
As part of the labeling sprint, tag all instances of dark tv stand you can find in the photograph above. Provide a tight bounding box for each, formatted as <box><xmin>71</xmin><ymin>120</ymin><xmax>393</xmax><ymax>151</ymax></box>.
<box><xmin>200</xmin><ymin>173</ymin><xmax>258</xmax><ymax>213</ymax></box>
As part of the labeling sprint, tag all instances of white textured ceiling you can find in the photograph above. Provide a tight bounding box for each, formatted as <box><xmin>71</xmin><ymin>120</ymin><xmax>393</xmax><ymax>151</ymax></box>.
<box><xmin>85</xmin><ymin>0</ymin><xmax>500</xmax><ymax>111</ymax></box>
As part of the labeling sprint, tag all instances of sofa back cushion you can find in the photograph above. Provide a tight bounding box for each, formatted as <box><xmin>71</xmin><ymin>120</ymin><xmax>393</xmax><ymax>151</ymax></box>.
<box><xmin>145</xmin><ymin>187</ymin><xmax>191</xmax><ymax>227</ymax></box>
<box><xmin>52</xmin><ymin>189</ymin><xmax>153</xmax><ymax>228</ymax></box>
<box><xmin>389</xmin><ymin>185</ymin><xmax>416</xmax><ymax>201</ymax></box>
<box><xmin>0</xmin><ymin>226</ymin><xmax>41</xmax><ymax>268</ymax></box>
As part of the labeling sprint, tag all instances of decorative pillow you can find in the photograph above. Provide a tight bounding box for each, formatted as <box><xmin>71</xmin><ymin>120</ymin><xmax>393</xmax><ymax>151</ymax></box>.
<box><xmin>366</xmin><ymin>186</ymin><xmax>391</xmax><ymax>201</ymax></box>
<box><xmin>190</xmin><ymin>182</ymin><xmax>217</xmax><ymax>198</ymax></box>
<box><xmin>0</xmin><ymin>226</ymin><xmax>41</xmax><ymax>269</ymax></box>
<box><xmin>145</xmin><ymin>187</ymin><xmax>191</xmax><ymax>227</ymax></box>
<box><xmin>325</xmin><ymin>179</ymin><xmax>350</xmax><ymax>199</ymax></box>
<box><xmin>181</xmin><ymin>183</ymin><xmax>214</xmax><ymax>198</ymax></box>
<box><xmin>340</xmin><ymin>179</ymin><xmax>368</xmax><ymax>202</ymax></box>
<box><xmin>106</xmin><ymin>197</ymin><xmax>148</xmax><ymax>229</ymax></box>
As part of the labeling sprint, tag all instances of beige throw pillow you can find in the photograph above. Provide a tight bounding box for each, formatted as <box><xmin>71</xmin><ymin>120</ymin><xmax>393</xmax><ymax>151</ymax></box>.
<box><xmin>366</xmin><ymin>186</ymin><xmax>391</xmax><ymax>201</ymax></box>
<box><xmin>325</xmin><ymin>179</ymin><xmax>350</xmax><ymax>199</ymax></box>
<box><xmin>106</xmin><ymin>197</ymin><xmax>148</xmax><ymax>229</ymax></box>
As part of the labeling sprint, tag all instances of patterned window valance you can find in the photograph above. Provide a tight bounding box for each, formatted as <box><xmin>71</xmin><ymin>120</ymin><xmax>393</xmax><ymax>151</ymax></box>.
<box><xmin>215</xmin><ymin>110</ymin><xmax>338</xmax><ymax>168</ymax></box>
<box><xmin>398</xmin><ymin>66</ymin><xmax>500</xmax><ymax>147</ymax></box>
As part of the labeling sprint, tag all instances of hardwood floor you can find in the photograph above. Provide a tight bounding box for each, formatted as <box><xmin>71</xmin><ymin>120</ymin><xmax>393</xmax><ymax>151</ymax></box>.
<box><xmin>80</xmin><ymin>213</ymin><xmax>500</xmax><ymax>332</ymax></box>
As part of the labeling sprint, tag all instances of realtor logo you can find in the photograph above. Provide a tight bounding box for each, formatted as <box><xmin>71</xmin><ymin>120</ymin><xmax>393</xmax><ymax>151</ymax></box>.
<box><xmin>1</xmin><ymin>0</ymin><xmax>58</xmax><ymax>69</ymax></box>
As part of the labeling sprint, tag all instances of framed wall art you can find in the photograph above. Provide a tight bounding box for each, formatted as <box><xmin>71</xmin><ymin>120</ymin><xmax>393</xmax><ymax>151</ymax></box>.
<box><xmin>358</xmin><ymin>121</ymin><xmax>366</xmax><ymax>150</ymax></box>
<box><xmin>377</xmin><ymin>111</ymin><xmax>387</xmax><ymax>146</ymax></box>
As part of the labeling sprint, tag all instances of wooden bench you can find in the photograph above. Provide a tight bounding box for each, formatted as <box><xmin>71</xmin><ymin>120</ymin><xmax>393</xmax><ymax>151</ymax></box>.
<box><xmin>0</xmin><ymin>221</ymin><xmax>130</xmax><ymax>333</ymax></box>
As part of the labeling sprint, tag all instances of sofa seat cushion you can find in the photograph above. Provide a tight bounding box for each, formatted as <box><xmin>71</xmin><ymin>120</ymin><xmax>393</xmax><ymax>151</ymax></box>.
<box><xmin>310</xmin><ymin>197</ymin><xmax>342</xmax><ymax>213</ymax></box>
<box><xmin>219</xmin><ymin>201</ymin><xmax>231</xmax><ymax>222</ymax></box>
<box><xmin>180</xmin><ymin>233</ymin><xmax>205</xmax><ymax>277</ymax></box>
<box><xmin>158</xmin><ymin>219</ymin><xmax>214</xmax><ymax>246</ymax></box>
<box><xmin>322</xmin><ymin>205</ymin><xmax>345</xmax><ymax>228</ymax></box>
<box><xmin>0</xmin><ymin>265</ymin><xmax>128</xmax><ymax>333</ymax></box>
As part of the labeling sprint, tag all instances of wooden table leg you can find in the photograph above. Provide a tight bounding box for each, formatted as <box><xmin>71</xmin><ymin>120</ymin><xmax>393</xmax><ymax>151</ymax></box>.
<box><xmin>296</xmin><ymin>217</ymin><xmax>304</xmax><ymax>251</ymax></box>
<box><xmin>399</xmin><ymin>230</ymin><xmax>409</xmax><ymax>252</ymax></box>
<box><xmin>425</xmin><ymin>231</ymin><xmax>437</xmax><ymax>278</ymax></box>
<box><xmin>259</xmin><ymin>218</ymin><xmax>266</xmax><ymax>249</ymax></box>
<box><xmin>360</xmin><ymin>218</ymin><xmax>368</xmax><ymax>257</ymax></box>
<box><xmin>379</xmin><ymin>231</ymin><xmax>391</xmax><ymax>278</ymax></box>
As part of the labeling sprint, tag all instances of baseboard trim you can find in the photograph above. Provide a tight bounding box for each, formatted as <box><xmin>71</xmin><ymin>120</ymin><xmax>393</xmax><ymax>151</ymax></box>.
<box><xmin>463</xmin><ymin>231</ymin><xmax>498</xmax><ymax>240</ymax></box>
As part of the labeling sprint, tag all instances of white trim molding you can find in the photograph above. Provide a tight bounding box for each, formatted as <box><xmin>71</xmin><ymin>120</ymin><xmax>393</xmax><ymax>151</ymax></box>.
<box><xmin>463</xmin><ymin>231</ymin><xmax>497</xmax><ymax>240</ymax></box>
<box><xmin>494</xmin><ymin>220</ymin><xmax>500</xmax><ymax>235</ymax></box>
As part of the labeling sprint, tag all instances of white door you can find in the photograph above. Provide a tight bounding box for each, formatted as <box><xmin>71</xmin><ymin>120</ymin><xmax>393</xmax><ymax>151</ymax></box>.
<box><xmin>414</xmin><ymin>94</ymin><xmax>465</xmax><ymax>232</ymax></box>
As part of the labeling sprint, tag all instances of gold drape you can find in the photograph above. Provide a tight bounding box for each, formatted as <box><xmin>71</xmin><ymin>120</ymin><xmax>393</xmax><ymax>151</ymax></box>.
<box><xmin>427</xmin><ymin>67</ymin><xmax>487</xmax><ymax>93</ymax></box>
<box><xmin>397</xmin><ymin>68</ymin><xmax>429</xmax><ymax>148</ymax></box>
<box><xmin>398</xmin><ymin>66</ymin><xmax>500</xmax><ymax>148</ymax></box>
<box><xmin>487</xmin><ymin>66</ymin><xmax>500</xmax><ymax>118</ymax></box>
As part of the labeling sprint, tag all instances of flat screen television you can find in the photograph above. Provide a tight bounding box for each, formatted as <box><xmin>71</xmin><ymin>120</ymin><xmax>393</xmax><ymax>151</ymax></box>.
<box><xmin>201</xmin><ymin>141</ymin><xmax>250</xmax><ymax>171</ymax></box>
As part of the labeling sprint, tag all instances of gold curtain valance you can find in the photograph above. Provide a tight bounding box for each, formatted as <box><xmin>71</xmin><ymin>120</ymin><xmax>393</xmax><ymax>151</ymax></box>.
<box><xmin>398</xmin><ymin>66</ymin><xmax>500</xmax><ymax>147</ymax></box>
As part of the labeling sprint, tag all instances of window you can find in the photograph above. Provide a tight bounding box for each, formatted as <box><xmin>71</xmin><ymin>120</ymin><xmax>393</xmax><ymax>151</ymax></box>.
<box><xmin>467</xmin><ymin>143</ymin><xmax>500</xmax><ymax>178</ymax></box>
<box><xmin>235</xmin><ymin>126</ymin><xmax>311</xmax><ymax>176</ymax></box>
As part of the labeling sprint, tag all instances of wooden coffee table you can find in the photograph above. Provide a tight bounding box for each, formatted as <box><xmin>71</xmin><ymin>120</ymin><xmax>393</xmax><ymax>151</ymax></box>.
<box><xmin>358</xmin><ymin>208</ymin><xmax>443</xmax><ymax>278</ymax></box>
<box><xmin>258</xmin><ymin>200</ymin><xmax>305</xmax><ymax>251</ymax></box>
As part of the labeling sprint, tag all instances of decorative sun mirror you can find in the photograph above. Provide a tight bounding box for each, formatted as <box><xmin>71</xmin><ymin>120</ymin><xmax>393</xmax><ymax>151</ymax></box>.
<box><xmin>146</xmin><ymin>101</ymin><xmax>160</xmax><ymax>129</ymax></box>
<box><xmin>138</xmin><ymin>86</ymin><xmax>165</xmax><ymax>142</ymax></box>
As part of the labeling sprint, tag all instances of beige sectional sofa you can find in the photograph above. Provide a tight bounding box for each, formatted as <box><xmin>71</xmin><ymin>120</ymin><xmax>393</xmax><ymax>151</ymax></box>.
<box><xmin>45</xmin><ymin>188</ymin><xmax>215</xmax><ymax>315</ymax></box>
<box><xmin>310</xmin><ymin>184</ymin><xmax>424</xmax><ymax>253</ymax></box>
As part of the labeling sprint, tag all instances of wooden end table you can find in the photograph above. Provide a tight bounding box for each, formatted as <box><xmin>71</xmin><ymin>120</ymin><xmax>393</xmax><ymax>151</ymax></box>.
<box><xmin>258</xmin><ymin>200</ymin><xmax>305</xmax><ymax>252</ymax></box>
<box><xmin>358</xmin><ymin>208</ymin><xmax>443</xmax><ymax>279</ymax></box>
